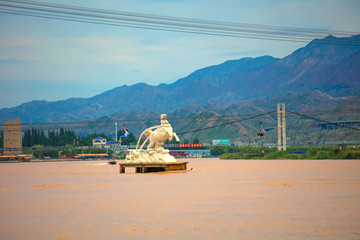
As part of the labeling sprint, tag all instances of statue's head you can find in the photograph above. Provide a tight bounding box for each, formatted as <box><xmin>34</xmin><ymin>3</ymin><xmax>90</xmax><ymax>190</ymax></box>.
<box><xmin>160</xmin><ymin>114</ymin><xmax>167</xmax><ymax>120</ymax></box>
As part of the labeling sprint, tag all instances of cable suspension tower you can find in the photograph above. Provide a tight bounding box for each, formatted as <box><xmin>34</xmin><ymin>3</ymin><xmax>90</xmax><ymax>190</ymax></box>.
<box><xmin>277</xmin><ymin>103</ymin><xmax>286</xmax><ymax>150</ymax></box>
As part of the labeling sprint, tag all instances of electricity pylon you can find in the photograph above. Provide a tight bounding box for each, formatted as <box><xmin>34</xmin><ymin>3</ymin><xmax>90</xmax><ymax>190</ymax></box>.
<box><xmin>277</xmin><ymin>103</ymin><xmax>286</xmax><ymax>151</ymax></box>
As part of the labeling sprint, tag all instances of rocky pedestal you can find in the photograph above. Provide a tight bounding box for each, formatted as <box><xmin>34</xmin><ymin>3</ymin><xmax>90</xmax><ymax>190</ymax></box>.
<box><xmin>125</xmin><ymin>147</ymin><xmax>176</xmax><ymax>163</ymax></box>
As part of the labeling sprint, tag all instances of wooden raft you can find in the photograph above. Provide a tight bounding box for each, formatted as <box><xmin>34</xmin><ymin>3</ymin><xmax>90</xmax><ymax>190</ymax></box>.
<box><xmin>118</xmin><ymin>162</ymin><xmax>188</xmax><ymax>173</ymax></box>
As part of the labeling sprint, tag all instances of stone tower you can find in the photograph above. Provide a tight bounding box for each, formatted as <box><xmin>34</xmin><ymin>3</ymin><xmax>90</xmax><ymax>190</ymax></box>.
<box><xmin>4</xmin><ymin>118</ymin><xmax>22</xmax><ymax>155</ymax></box>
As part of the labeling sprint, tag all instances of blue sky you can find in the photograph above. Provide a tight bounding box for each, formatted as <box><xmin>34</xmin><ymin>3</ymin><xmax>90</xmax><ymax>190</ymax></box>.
<box><xmin>0</xmin><ymin>0</ymin><xmax>359</xmax><ymax>108</ymax></box>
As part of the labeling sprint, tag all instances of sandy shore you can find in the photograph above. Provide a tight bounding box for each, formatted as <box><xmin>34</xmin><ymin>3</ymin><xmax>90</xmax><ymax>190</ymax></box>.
<box><xmin>0</xmin><ymin>158</ymin><xmax>359</xmax><ymax>240</ymax></box>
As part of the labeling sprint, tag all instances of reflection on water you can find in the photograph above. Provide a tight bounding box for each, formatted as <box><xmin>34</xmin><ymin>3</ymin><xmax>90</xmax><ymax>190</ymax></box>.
<box><xmin>0</xmin><ymin>159</ymin><xmax>359</xmax><ymax>240</ymax></box>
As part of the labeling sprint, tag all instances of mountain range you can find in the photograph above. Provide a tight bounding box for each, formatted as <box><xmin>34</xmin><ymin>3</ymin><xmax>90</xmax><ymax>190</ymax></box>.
<box><xmin>1</xmin><ymin>34</ymin><xmax>359</xmax><ymax>138</ymax></box>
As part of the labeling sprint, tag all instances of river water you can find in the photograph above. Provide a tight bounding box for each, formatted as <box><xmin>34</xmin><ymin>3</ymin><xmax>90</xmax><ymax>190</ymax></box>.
<box><xmin>0</xmin><ymin>158</ymin><xmax>359</xmax><ymax>239</ymax></box>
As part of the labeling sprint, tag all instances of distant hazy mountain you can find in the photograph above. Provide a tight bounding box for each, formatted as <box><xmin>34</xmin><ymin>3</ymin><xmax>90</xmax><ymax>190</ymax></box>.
<box><xmin>0</xmin><ymin>34</ymin><xmax>359</xmax><ymax>124</ymax></box>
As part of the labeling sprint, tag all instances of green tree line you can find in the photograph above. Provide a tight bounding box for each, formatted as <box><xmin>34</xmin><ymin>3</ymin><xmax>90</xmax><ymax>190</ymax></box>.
<box><xmin>23</xmin><ymin>128</ymin><xmax>81</xmax><ymax>147</ymax></box>
<box><xmin>0</xmin><ymin>130</ymin><xmax>197</xmax><ymax>149</ymax></box>
<box><xmin>21</xmin><ymin>128</ymin><xmax>119</xmax><ymax>147</ymax></box>
<box><xmin>0</xmin><ymin>128</ymin><xmax>141</xmax><ymax>149</ymax></box>
<box><xmin>211</xmin><ymin>146</ymin><xmax>360</xmax><ymax>159</ymax></box>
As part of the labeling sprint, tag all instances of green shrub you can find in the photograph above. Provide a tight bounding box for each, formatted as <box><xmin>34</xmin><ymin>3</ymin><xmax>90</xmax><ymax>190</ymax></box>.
<box><xmin>264</xmin><ymin>151</ymin><xmax>302</xmax><ymax>159</ymax></box>
<box><xmin>117</xmin><ymin>152</ymin><xmax>127</xmax><ymax>159</ymax></box>
<box><xmin>244</xmin><ymin>153</ymin><xmax>263</xmax><ymax>159</ymax></box>
<box><xmin>344</xmin><ymin>151</ymin><xmax>360</xmax><ymax>159</ymax></box>
<box><xmin>61</xmin><ymin>149</ymin><xmax>73</xmax><ymax>158</ymax></box>
<box><xmin>220</xmin><ymin>153</ymin><xmax>240</xmax><ymax>159</ymax></box>
<box><xmin>210</xmin><ymin>146</ymin><xmax>226</xmax><ymax>156</ymax></box>
<box><xmin>33</xmin><ymin>150</ymin><xmax>42</xmax><ymax>159</ymax></box>
<box><xmin>220</xmin><ymin>152</ymin><xmax>264</xmax><ymax>159</ymax></box>
<box><xmin>315</xmin><ymin>151</ymin><xmax>330</xmax><ymax>159</ymax></box>
<box><xmin>211</xmin><ymin>146</ymin><xmax>275</xmax><ymax>156</ymax></box>
<box><xmin>107</xmin><ymin>149</ymin><xmax>114</xmax><ymax>157</ymax></box>
<box><xmin>287</xmin><ymin>146</ymin><xmax>309</xmax><ymax>152</ymax></box>
<box><xmin>48</xmin><ymin>149</ymin><xmax>59</xmax><ymax>158</ymax></box>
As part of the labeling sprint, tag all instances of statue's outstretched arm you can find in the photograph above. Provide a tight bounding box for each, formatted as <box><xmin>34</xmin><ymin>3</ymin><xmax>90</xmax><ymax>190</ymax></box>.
<box><xmin>174</xmin><ymin>133</ymin><xmax>180</xmax><ymax>142</ymax></box>
<box><xmin>135</xmin><ymin>125</ymin><xmax>162</xmax><ymax>151</ymax></box>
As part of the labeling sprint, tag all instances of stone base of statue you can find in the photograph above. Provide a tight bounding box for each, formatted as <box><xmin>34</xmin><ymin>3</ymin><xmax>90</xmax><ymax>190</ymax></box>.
<box><xmin>119</xmin><ymin>161</ymin><xmax>188</xmax><ymax>173</ymax></box>
<box><xmin>126</xmin><ymin>147</ymin><xmax>176</xmax><ymax>163</ymax></box>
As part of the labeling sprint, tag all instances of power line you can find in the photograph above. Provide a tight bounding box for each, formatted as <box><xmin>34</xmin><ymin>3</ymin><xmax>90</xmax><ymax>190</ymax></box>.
<box><xmin>0</xmin><ymin>113</ymin><xmax>269</xmax><ymax>128</ymax></box>
<box><xmin>0</xmin><ymin>0</ymin><xmax>359</xmax><ymax>46</ymax></box>
<box><xmin>1</xmin><ymin>0</ymin><xmax>354</xmax><ymax>36</ymax></box>
<box><xmin>0</xmin><ymin>9</ymin><xmax>325</xmax><ymax>44</ymax></box>
<box><xmin>0</xmin><ymin>8</ymin><xmax>321</xmax><ymax>42</ymax></box>
<box><xmin>286</xmin><ymin>110</ymin><xmax>360</xmax><ymax>131</ymax></box>
<box><xmin>177</xmin><ymin>110</ymin><xmax>277</xmax><ymax>135</ymax></box>
<box><xmin>1</xmin><ymin>108</ymin><xmax>359</xmax><ymax>130</ymax></box>
<box><xmin>0</xmin><ymin>114</ymin><xmax>276</xmax><ymax>131</ymax></box>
